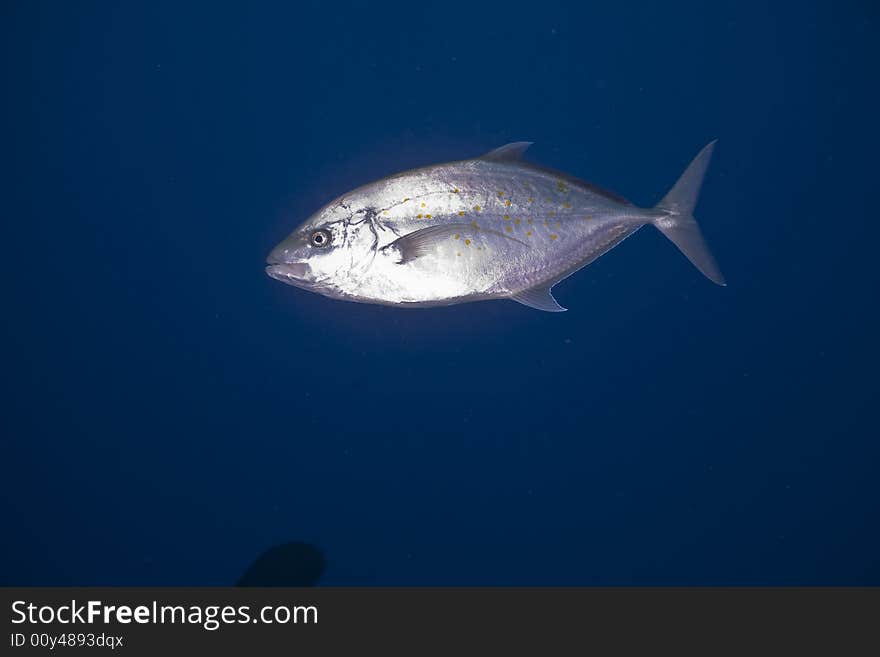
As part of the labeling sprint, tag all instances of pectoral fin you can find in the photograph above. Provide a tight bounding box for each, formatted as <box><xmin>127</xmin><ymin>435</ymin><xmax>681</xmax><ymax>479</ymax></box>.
<box><xmin>386</xmin><ymin>223</ymin><xmax>528</xmax><ymax>264</ymax></box>
<box><xmin>510</xmin><ymin>286</ymin><xmax>567</xmax><ymax>312</ymax></box>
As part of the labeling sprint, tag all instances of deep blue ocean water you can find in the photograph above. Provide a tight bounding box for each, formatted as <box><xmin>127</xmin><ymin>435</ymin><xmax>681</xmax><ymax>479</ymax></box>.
<box><xmin>3</xmin><ymin>1</ymin><xmax>878</xmax><ymax>585</ymax></box>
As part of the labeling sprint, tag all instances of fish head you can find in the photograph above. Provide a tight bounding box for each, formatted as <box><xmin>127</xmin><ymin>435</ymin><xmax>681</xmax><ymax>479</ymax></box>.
<box><xmin>265</xmin><ymin>200</ymin><xmax>378</xmax><ymax>299</ymax></box>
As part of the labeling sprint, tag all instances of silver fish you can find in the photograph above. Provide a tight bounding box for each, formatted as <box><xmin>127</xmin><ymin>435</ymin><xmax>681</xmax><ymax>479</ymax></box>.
<box><xmin>266</xmin><ymin>141</ymin><xmax>724</xmax><ymax>311</ymax></box>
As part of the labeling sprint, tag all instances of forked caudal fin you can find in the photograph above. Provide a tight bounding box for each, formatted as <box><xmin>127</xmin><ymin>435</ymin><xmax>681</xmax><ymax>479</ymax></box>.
<box><xmin>652</xmin><ymin>141</ymin><xmax>726</xmax><ymax>286</ymax></box>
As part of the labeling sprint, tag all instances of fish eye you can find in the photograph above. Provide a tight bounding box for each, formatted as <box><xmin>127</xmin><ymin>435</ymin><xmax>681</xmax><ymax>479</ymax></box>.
<box><xmin>310</xmin><ymin>229</ymin><xmax>331</xmax><ymax>248</ymax></box>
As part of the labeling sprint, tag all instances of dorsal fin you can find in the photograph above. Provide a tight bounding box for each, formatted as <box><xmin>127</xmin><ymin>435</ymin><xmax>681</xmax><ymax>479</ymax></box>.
<box><xmin>479</xmin><ymin>142</ymin><xmax>533</xmax><ymax>162</ymax></box>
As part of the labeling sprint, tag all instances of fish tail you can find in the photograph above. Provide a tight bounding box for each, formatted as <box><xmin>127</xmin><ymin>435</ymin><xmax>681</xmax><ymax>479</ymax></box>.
<box><xmin>651</xmin><ymin>141</ymin><xmax>726</xmax><ymax>285</ymax></box>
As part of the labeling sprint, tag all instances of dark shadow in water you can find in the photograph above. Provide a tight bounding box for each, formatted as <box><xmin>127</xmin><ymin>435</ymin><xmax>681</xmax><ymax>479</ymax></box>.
<box><xmin>237</xmin><ymin>542</ymin><xmax>326</xmax><ymax>586</ymax></box>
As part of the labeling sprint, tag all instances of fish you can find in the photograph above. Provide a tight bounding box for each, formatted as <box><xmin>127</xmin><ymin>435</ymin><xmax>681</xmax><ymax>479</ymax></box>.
<box><xmin>266</xmin><ymin>141</ymin><xmax>725</xmax><ymax>312</ymax></box>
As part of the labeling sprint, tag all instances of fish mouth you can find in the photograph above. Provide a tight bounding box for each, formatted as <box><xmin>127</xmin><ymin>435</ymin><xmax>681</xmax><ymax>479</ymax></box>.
<box><xmin>265</xmin><ymin>261</ymin><xmax>313</xmax><ymax>285</ymax></box>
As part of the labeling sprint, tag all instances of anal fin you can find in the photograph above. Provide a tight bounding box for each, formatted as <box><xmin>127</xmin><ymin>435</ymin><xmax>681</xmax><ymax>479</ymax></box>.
<box><xmin>510</xmin><ymin>286</ymin><xmax>567</xmax><ymax>312</ymax></box>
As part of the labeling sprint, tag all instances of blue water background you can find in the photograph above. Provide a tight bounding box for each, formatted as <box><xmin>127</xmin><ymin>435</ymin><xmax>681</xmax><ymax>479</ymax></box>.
<box><xmin>3</xmin><ymin>1</ymin><xmax>878</xmax><ymax>584</ymax></box>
